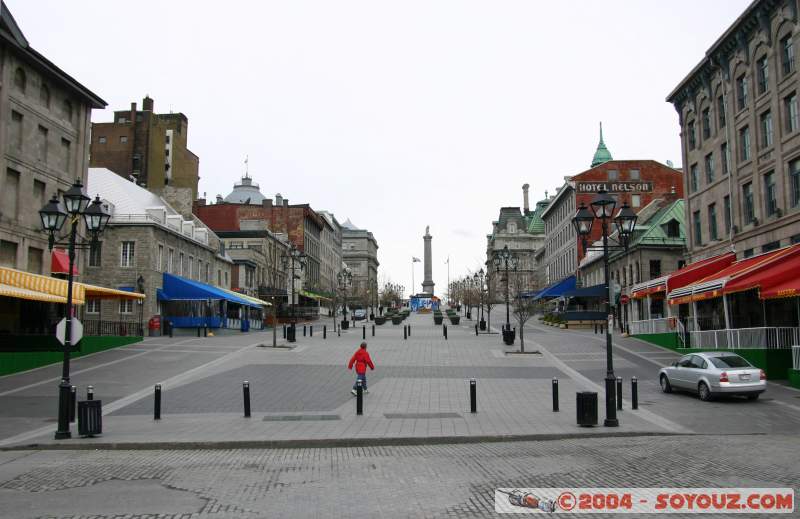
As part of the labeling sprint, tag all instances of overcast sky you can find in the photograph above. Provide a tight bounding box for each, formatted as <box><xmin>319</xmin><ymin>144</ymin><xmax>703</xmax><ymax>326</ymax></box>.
<box><xmin>9</xmin><ymin>0</ymin><xmax>751</xmax><ymax>294</ymax></box>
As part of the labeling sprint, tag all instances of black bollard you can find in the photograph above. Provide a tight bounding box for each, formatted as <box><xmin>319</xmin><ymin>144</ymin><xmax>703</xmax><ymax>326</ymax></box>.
<box><xmin>197</xmin><ymin>327</ymin><xmax>201</xmax><ymax>337</ymax></box>
<box><xmin>444</xmin><ymin>324</ymin><xmax>448</xmax><ymax>340</ymax></box>
<box><xmin>372</xmin><ymin>324</ymin><xmax>375</xmax><ymax>337</ymax></box>
<box><xmin>87</xmin><ymin>385</ymin><xmax>94</xmax><ymax>401</ymax></box>
<box><xmin>356</xmin><ymin>380</ymin><xmax>363</xmax><ymax>415</ymax></box>
<box><xmin>303</xmin><ymin>325</ymin><xmax>307</xmax><ymax>337</ymax></box>
<box><xmin>168</xmin><ymin>321</ymin><xmax>173</xmax><ymax>338</ymax></box>
<box><xmin>283</xmin><ymin>325</ymin><xmax>286</xmax><ymax>339</ymax></box>
<box><xmin>338</xmin><ymin>328</ymin><xmax>341</xmax><ymax>337</ymax></box>
<box><xmin>363</xmin><ymin>325</ymin><xmax>366</xmax><ymax>340</ymax></box>
<box><xmin>475</xmin><ymin>324</ymin><xmax>479</xmax><ymax>336</ymax></box>
<box><xmin>594</xmin><ymin>323</ymin><xmax>598</xmax><ymax>334</ymax></box>
<box><xmin>324</xmin><ymin>325</ymin><xmax>327</xmax><ymax>339</ymax></box>
<box><xmin>404</xmin><ymin>325</ymin><xmax>407</xmax><ymax>340</ymax></box>
<box><xmin>69</xmin><ymin>385</ymin><xmax>76</xmax><ymax>423</ymax></box>
<box><xmin>310</xmin><ymin>325</ymin><xmax>313</xmax><ymax>337</ymax></box>
<box><xmin>243</xmin><ymin>381</ymin><xmax>251</xmax><ymax>418</ymax></box>
<box><xmin>552</xmin><ymin>377</ymin><xmax>559</xmax><ymax>412</ymax></box>
<box><xmin>470</xmin><ymin>379</ymin><xmax>477</xmax><ymax>413</ymax></box>
<box><xmin>631</xmin><ymin>376</ymin><xmax>638</xmax><ymax>410</ymax></box>
<box><xmin>616</xmin><ymin>376</ymin><xmax>623</xmax><ymax>411</ymax></box>
<box><xmin>154</xmin><ymin>384</ymin><xmax>162</xmax><ymax>420</ymax></box>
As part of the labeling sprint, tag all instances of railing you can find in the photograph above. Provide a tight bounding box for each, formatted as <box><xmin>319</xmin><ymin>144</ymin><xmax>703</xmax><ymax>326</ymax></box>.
<box><xmin>688</xmin><ymin>327</ymin><xmax>800</xmax><ymax>349</ymax></box>
<box><xmin>83</xmin><ymin>319</ymin><xmax>144</xmax><ymax>337</ymax></box>
<box><xmin>792</xmin><ymin>345</ymin><xmax>800</xmax><ymax>371</ymax></box>
<box><xmin>630</xmin><ymin>317</ymin><xmax>675</xmax><ymax>335</ymax></box>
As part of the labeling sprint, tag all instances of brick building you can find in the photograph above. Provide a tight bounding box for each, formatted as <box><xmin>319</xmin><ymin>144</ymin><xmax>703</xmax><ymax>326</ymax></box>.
<box><xmin>89</xmin><ymin>96</ymin><xmax>199</xmax><ymax>215</ymax></box>
<box><xmin>541</xmin><ymin>128</ymin><xmax>684</xmax><ymax>286</ymax></box>
<box><xmin>0</xmin><ymin>4</ymin><xmax>105</xmax><ymax>274</ymax></box>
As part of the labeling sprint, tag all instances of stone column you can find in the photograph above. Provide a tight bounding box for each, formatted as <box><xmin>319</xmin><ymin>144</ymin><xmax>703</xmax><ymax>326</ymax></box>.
<box><xmin>422</xmin><ymin>226</ymin><xmax>435</xmax><ymax>295</ymax></box>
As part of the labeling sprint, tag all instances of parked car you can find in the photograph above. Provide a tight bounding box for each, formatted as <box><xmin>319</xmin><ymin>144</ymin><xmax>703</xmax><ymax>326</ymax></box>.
<box><xmin>659</xmin><ymin>352</ymin><xmax>766</xmax><ymax>401</ymax></box>
<box><xmin>353</xmin><ymin>309</ymin><xmax>367</xmax><ymax>321</ymax></box>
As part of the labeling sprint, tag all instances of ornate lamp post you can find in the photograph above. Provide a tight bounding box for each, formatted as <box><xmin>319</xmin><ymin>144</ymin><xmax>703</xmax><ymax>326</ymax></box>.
<box><xmin>572</xmin><ymin>189</ymin><xmax>637</xmax><ymax>427</ymax></box>
<box><xmin>281</xmin><ymin>245</ymin><xmax>306</xmax><ymax>341</ymax></box>
<box><xmin>39</xmin><ymin>180</ymin><xmax>110</xmax><ymax>439</ymax></box>
<box><xmin>475</xmin><ymin>268</ymin><xmax>486</xmax><ymax>330</ymax></box>
<box><xmin>337</xmin><ymin>268</ymin><xmax>352</xmax><ymax>329</ymax></box>
<box><xmin>493</xmin><ymin>245</ymin><xmax>518</xmax><ymax>345</ymax></box>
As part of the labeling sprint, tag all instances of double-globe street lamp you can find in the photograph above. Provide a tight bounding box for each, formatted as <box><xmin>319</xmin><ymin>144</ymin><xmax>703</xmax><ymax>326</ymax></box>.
<box><xmin>39</xmin><ymin>179</ymin><xmax>111</xmax><ymax>439</ymax></box>
<box><xmin>281</xmin><ymin>245</ymin><xmax>306</xmax><ymax>342</ymax></box>
<box><xmin>493</xmin><ymin>245</ymin><xmax>518</xmax><ymax>345</ymax></box>
<box><xmin>337</xmin><ymin>268</ymin><xmax>352</xmax><ymax>330</ymax></box>
<box><xmin>474</xmin><ymin>268</ymin><xmax>486</xmax><ymax>330</ymax></box>
<box><xmin>571</xmin><ymin>189</ymin><xmax>637</xmax><ymax>427</ymax></box>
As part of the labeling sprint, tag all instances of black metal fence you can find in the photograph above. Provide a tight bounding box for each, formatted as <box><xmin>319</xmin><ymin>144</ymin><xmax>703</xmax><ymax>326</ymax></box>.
<box><xmin>83</xmin><ymin>319</ymin><xmax>144</xmax><ymax>337</ymax></box>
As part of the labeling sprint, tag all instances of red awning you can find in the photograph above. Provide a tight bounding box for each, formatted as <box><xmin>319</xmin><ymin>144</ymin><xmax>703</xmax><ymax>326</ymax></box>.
<box><xmin>51</xmin><ymin>249</ymin><xmax>79</xmax><ymax>276</ymax></box>
<box><xmin>665</xmin><ymin>252</ymin><xmax>736</xmax><ymax>293</ymax></box>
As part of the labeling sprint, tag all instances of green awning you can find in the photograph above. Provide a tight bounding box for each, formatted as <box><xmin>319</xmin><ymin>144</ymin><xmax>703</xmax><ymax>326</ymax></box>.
<box><xmin>299</xmin><ymin>290</ymin><xmax>332</xmax><ymax>302</ymax></box>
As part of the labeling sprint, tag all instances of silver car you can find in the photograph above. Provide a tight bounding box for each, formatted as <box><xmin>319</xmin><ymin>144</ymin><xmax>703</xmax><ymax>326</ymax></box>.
<box><xmin>659</xmin><ymin>352</ymin><xmax>766</xmax><ymax>401</ymax></box>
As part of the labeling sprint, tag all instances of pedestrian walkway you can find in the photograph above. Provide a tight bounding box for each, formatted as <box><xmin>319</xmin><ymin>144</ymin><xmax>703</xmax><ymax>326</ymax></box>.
<box><xmin>0</xmin><ymin>311</ymin><xmax>675</xmax><ymax>448</ymax></box>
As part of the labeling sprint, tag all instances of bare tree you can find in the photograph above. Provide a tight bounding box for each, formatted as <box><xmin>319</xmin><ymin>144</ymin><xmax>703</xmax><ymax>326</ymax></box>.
<box><xmin>509</xmin><ymin>271</ymin><xmax>538</xmax><ymax>352</ymax></box>
<box><xmin>483</xmin><ymin>269</ymin><xmax>498</xmax><ymax>331</ymax></box>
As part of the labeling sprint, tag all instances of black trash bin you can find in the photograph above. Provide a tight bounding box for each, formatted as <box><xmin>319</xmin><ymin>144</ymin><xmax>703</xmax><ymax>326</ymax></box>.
<box><xmin>576</xmin><ymin>391</ymin><xmax>598</xmax><ymax>427</ymax></box>
<box><xmin>77</xmin><ymin>400</ymin><xmax>102</xmax><ymax>437</ymax></box>
<box><xmin>502</xmin><ymin>328</ymin><xmax>516</xmax><ymax>345</ymax></box>
<box><xmin>341</xmin><ymin>320</ymin><xmax>349</xmax><ymax>330</ymax></box>
<box><xmin>287</xmin><ymin>324</ymin><xmax>296</xmax><ymax>343</ymax></box>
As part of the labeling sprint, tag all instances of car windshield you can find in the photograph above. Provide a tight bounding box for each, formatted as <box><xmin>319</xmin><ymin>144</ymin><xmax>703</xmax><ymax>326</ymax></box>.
<box><xmin>709</xmin><ymin>355</ymin><xmax>751</xmax><ymax>368</ymax></box>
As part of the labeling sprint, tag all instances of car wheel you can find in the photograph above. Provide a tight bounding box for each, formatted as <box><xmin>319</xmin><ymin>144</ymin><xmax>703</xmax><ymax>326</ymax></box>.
<box><xmin>660</xmin><ymin>374</ymin><xmax>672</xmax><ymax>393</ymax></box>
<box><xmin>746</xmin><ymin>393</ymin><xmax>760</xmax><ymax>401</ymax></box>
<box><xmin>698</xmin><ymin>382</ymin><xmax>712</xmax><ymax>401</ymax></box>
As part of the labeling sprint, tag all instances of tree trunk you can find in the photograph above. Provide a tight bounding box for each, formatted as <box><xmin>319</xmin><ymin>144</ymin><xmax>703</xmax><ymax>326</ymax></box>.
<box><xmin>519</xmin><ymin>325</ymin><xmax>524</xmax><ymax>353</ymax></box>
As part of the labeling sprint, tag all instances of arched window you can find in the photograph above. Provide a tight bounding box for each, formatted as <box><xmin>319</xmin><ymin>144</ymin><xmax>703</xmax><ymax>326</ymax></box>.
<box><xmin>14</xmin><ymin>67</ymin><xmax>25</xmax><ymax>93</ymax></box>
<box><xmin>39</xmin><ymin>84</ymin><xmax>50</xmax><ymax>108</ymax></box>
<box><xmin>62</xmin><ymin>99</ymin><xmax>73</xmax><ymax>122</ymax></box>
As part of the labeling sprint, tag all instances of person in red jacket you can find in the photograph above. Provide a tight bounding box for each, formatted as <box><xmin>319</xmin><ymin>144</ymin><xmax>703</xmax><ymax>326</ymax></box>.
<box><xmin>348</xmin><ymin>341</ymin><xmax>375</xmax><ymax>395</ymax></box>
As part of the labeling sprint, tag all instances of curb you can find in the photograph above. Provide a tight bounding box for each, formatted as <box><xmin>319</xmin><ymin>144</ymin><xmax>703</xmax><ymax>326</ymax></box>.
<box><xmin>1</xmin><ymin>431</ymin><xmax>692</xmax><ymax>451</ymax></box>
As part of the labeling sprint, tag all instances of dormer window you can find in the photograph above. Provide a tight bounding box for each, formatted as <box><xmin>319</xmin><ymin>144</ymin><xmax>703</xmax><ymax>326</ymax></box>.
<box><xmin>507</xmin><ymin>222</ymin><xmax>517</xmax><ymax>233</ymax></box>
<box><xmin>663</xmin><ymin>219</ymin><xmax>681</xmax><ymax>238</ymax></box>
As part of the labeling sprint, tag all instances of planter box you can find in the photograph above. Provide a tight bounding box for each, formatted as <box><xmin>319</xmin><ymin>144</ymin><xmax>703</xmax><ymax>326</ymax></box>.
<box><xmin>392</xmin><ymin>316</ymin><xmax>403</xmax><ymax>325</ymax></box>
<box><xmin>433</xmin><ymin>316</ymin><xmax>443</xmax><ymax>325</ymax></box>
<box><xmin>374</xmin><ymin>317</ymin><xmax>386</xmax><ymax>325</ymax></box>
<box><xmin>449</xmin><ymin>316</ymin><xmax>460</xmax><ymax>325</ymax></box>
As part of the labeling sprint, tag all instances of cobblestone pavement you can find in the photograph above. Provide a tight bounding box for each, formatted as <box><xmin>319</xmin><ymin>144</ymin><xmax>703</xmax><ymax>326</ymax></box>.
<box><xmin>0</xmin><ymin>434</ymin><xmax>797</xmax><ymax>518</ymax></box>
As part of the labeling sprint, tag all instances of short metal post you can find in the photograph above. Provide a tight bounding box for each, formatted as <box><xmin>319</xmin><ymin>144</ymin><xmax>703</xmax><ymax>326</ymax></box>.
<box><xmin>204</xmin><ymin>326</ymin><xmax>208</xmax><ymax>337</ymax></box>
<box><xmin>243</xmin><ymin>381</ymin><xmax>251</xmax><ymax>418</ymax></box>
<box><xmin>616</xmin><ymin>376</ymin><xmax>623</xmax><ymax>411</ymax></box>
<box><xmin>87</xmin><ymin>385</ymin><xmax>94</xmax><ymax>401</ymax></box>
<box><xmin>283</xmin><ymin>325</ymin><xmax>286</xmax><ymax>339</ymax></box>
<box><xmin>469</xmin><ymin>379</ymin><xmax>477</xmax><ymax>413</ymax></box>
<box><xmin>372</xmin><ymin>324</ymin><xmax>375</xmax><ymax>336</ymax></box>
<box><xmin>338</xmin><ymin>328</ymin><xmax>341</xmax><ymax>337</ymax></box>
<box><xmin>168</xmin><ymin>321</ymin><xmax>173</xmax><ymax>338</ymax></box>
<box><xmin>154</xmin><ymin>384</ymin><xmax>162</xmax><ymax>420</ymax></box>
<box><xmin>323</xmin><ymin>325</ymin><xmax>327</xmax><ymax>339</ymax></box>
<box><xmin>197</xmin><ymin>327</ymin><xmax>201</xmax><ymax>337</ymax></box>
<box><xmin>408</xmin><ymin>325</ymin><xmax>411</xmax><ymax>337</ymax></box>
<box><xmin>69</xmin><ymin>385</ymin><xmax>76</xmax><ymax>423</ymax></box>
<box><xmin>552</xmin><ymin>378</ymin><xmax>559</xmax><ymax>412</ymax></box>
<box><xmin>594</xmin><ymin>323</ymin><xmax>598</xmax><ymax>334</ymax></box>
<box><xmin>475</xmin><ymin>324</ymin><xmax>478</xmax><ymax>336</ymax></box>
<box><xmin>356</xmin><ymin>380</ymin><xmax>363</xmax><ymax>415</ymax></box>
<box><xmin>310</xmin><ymin>325</ymin><xmax>313</xmax><ymax>337</ymax></box>
<box><xmin>404</xmin><ymin>325</ymin><xmax>407</xmax><ymax>340</ymax></box>
<box><xmin>363</xmin><ymin>325</ymin><xmax>366</xmax><ymax>340</ymax></box>
<box><xmin>631</xmin><ymin>376</ymin><xmax>638</xmax><ymax>410</ymax></box>
<box><xmin>303</xmin><ymin>325</ymin><xmax>307</xmax><ymax>337</ymax></box>
<box><xmin>444</xmin><ymin>324</ymin><xmax>448</xmax><ymax>340</ymax></box>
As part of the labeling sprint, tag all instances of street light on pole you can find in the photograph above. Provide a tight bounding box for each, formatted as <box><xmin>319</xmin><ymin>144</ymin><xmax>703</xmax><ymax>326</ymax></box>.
<box><xmin>39</xmin><ymin>181</ymin><xmax>110</xmax><ymax>439</ymax></box>
<box><xmin>281</xmin><ymin>245</ymin><xmax>306</xmax><ymax>341</ymax></box>
<box><xmin>572</xmin><ymin>189</ymin><xmax>637</xmax><ymax>428</ymax></box>
<box><xmin>337</xmin><ymin>268</ymin><xmax>352</xmax><ymax>329</ymax></box>
<box><xmin>493</xmin><ymin>245</ymin><xmax>517</xmax><ymax>345</ymax></box>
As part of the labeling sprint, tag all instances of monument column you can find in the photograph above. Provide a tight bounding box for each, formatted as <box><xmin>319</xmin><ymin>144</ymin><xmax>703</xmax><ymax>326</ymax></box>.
<box><xmin>422</xmin><ymin>226</ymin><xmax>435</xmax><ymax>295</ymax></box>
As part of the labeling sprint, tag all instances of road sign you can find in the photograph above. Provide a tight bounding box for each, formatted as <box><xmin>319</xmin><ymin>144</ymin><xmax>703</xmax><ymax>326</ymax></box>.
<box><xmin>55</xmin><ymin>317</ymin><xmax>83</xmax><ymax>346</ymax></box>
<box><xmin>620</xmin><ymin>295</ymin><xmax>630</xmax><ymax>305</ymax></box>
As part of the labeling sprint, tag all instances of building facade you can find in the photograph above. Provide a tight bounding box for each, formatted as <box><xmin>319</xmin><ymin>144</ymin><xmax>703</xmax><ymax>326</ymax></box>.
<box><xmin>84</xmin><ymin>168</ymin><xmax>232</xmax><ymax>321</ymax></box>
<box><xmin>215</xmin><ymin>227</ymin><xmax>290</xmax><ymax>301</ymax></box>
<box><xmin>317</xmin><ymin>210</ymin><xmax>343</xmax><ymax>298</ymax></box>
<box><xmin>0</xmin><ymin>5</ymin><xmax>105</xmax><ymax>275</ymax></box>
<box><xmin>667</xmin><ymin>0</ymin><xmax>800</xmax><ymax>262</ymax></box>
<box><xmin>341</xmin><ymin>219</ymin><xmax>379</xmax><ymax>298</ymax></box>
<box><xmin>89</xmin><ymin>96</ymin><xmax>199</xmax><ymax>214</ymax></box>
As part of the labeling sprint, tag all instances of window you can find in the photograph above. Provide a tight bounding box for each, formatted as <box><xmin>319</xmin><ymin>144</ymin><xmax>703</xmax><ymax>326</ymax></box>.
<box><xmin>737</xmin><ymin>75</ymin><xmax>749</xmax><ymax>110</ymax></box>
<box><xmin>760</xmin><ymin>110</ymin><xmax>773</xmax><ymax>148</ymax></box>
<box><xmin>37</xmin><ymin>125</ymin><xmax>48</xmax><ymax>162</ymax></box>
<box><xmin>157</xmin><ymin>244</ymin><xmax>164</xmax><ymax>271</ymax></box>
<box><xmin>39</xmin><ymin>84</ymin><xmax>50</xmax><ymax>108</ymax></box>
<box><xmin>629</xmin><ymin>169</ymin><xmax>640</xmax><ymax>181</ymax></box>
<box><xmin>782</xmin><ymin>35</ymin><xmax>795</xmax><ymax>75</ymax></box>
<box><xmin>718</xmin><ymin>96</ymin><xmax>726</xmax><ymax>128</ymax></box>
<box><xmin>179</xmin><ymin>252</ymin><xmax>184</xmax><ymax>275</ymax></box>
<box><xmin>27</xmin><ymin>246</ymin><xmax>43</xmax><ymax>274</ymax></box>
<box><xmin>649</xmin><ymin>260</ymin><xmax>661</xmax><ymax>279</ymax></box>
<box><xmin>763</xmin><ymin>240</ymin><xmax>781</xmax><ymax>252</ymax></box>
<box><xmin>739</xmin><ymin>126</ymin><xmax>751</xmax><ymax>161</ymax></box>
<box><xmin>666</xmin><ymin>219</ymin><xmax>680</xmax><ymax>238</ymax></box>
<box><xmin>0</xmin><ymin>240</ymin><xmax>18</xmax><ymax>267</ymax></box>
<box><xmin>690</xmin><ymin>163</ymin><xmax>699</xmax><ymax>192</ymax></box>
<box><xmin>188</xmin><ymin>255</ymin><xmax>194</xmax><ymax>278</ymax></box>
<box><xmin>744</xmin><ymin>248</ymin><xmax>754</xmax><ymax>258</ymax></box>
<box><xmin>693</xmin><ymin>210</ymin><xmax>702</xmax><ymax>245</ymax></box>
<box><xmin>119</xmin><ymin>299</ymin><xmax>133</xmax><ymax>314</ymax></box>
<box><xmin>701</xmin><ymin>108</ymin><xmax>711</xmax><ymax>139</ymax></box>
<box><xmin>687</xmin><ymin>121</ymin><xmax>696</xmax><ymax>149</ymax></box>
<box><xmin>168</xmin><ymin>248</ymin><xmax>174</xmax><ymax>273</ymax></box>
<box><xmin>120</xmin><ymin>135</ymin><xmax>128</xmax><ymax>144</ymax></box>
<box><xmin>785</xmin><ymin>93</ymin><xmax>798</xmax><ymax>133</ymax></box>
<box><xmin>705</xmin><ymin>153</ymin><xmax>714</xmax><ymax>183</ymax></box>
<box><xmin>13</xmin><ymin>67</ymin><xmax>25</xmax><ymax>93</ymax></box>
<box><xmin>708</xmin><ymin>203</ymin><xmax>718</xmax><ymax>241</ymax></box>
<box><xmin>764</xmin><ymin>171</ymin><xmax>777</xmax><ymax>217</ymax></box>
<box><xmin>10</xmin><ymin>111</ymin><xmax>23</xmax><ymax>150</ymax></box>
<box><xmin>33</xmin><ymin>179</ymin><xmax>46</xmax><ymax>207</ymax></box>
<box><xmin>98</xmin><ymin>136</ymin><xmax>107</xmax><ymax>144</ymax></box>
<box><xmin>61</xmin><ymin>138</ymin><xmax>71</xmax><ymax>172</ymax></box>
<box><xmin>86</xmin><ymin>298</ymin><xmax>101</xmax><ymax>314</ymax></box>
<box><xmin>165</xmin><ymin>134</ymin><xmax>171</xmax><ymax>144</ymax></box>
<box><xmin>608</xmin><ymin>169</ymin><xmax>619</xmax><ymax>181</ymax></box>
<box><xmin>120</xmin><ymin>241</ymin><xmax>135</xmax><ymax>267</ymax></box>
<box><xmin>757</xmin><ymin>56</ymin><xmax>769</xmax><ymax>94</ymax></box>
<box><xmin>62</xmin><ymin>100</ymin><xmax>72</xmax><ymax>122</ymax></box>
<box><xmin>631</xmin><ymin>194</ymin><xmax>641</xmax><ymax>207</ymax></box>
<box><xmin>88</xmin><ymin>241</ymin><xmax>102</xmax><ymax>267</ymax></box>
<box><xmin>3</xmin><ymin>169</ymin><xmax>19</xmax><ymax>220</ymax></box>
<box><xmin>721</xmin><ymin>143</ymin><xmax>730</xmax><ymax>176</ymax></box>
<box><xmin>724</xmin><ymin>195</ymin><xmax>732</xmax><ymax>236</ymax></box>
<box><xmin>743</xmin><ymin>182</ymin><xmax>755</xmax><ymax>224</ymax></box>
<box><xmin>790</xmin><ymin>158</ymin><xmax>800</xmax><ymax>207</ymax></box>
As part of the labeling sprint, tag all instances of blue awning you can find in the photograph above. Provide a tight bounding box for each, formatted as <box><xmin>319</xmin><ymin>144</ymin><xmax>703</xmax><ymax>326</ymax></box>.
<box><xmin>533</xmin><ymin>275</ymin><xmax>576</xmax><ymax>300</ymax></box>
<box><xmin>158</xmin><ymin>273</ymin><xmax>260</xmax><ymax>308</ymax></box>
<box><xmin>564</xmin><ymin>283</ymin><xmax>607</xmax><ymax>299</ymax></box>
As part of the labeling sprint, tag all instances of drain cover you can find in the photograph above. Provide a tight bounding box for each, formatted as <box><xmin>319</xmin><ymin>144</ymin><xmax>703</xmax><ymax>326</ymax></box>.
<box><xmin>383</xmin><ymin>412</ymin><xmax>462</xmax><ymax>419</ymax></box>
<box><xmin>262</xmin><ymin>414</ymin><xmax>340</xmax><ymax>421</ymax></box>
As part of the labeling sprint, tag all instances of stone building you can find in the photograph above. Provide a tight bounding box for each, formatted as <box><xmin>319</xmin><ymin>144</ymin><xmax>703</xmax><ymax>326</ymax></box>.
<box><xmin>317</xmin><ymin>210</ymin><xmax>343</xmax><ymax>298</ymax></box>
<box><xmin>341</xmin><ymin>219</ymin><xmax>379</xmax><ymax>298</ymax></box>
<box><xmin>84</xmin><ymin>168</ymin><xmax>232</xmax><ymax>322</ymax></box>
<box><xmin>215</xmin><ymin>226</ymin><xmax>290</xmax><ymax>301</ymax></box>
<box><xmin>193</xmin><ymin>175</ymin><xmax>326</xmax><ymax>292</ymax></box>
<box><xmin>667</xmin><ymin>0</ymin><xmax>800</xmax><ymax>263</ymax></box>
<box><xmin>485</xmin><ymin>184</ymin><xmax>547</xmax><ymax>297</ymax></box>
<box><xmin>89</xmin><ymin>96</ymin><xmax>199</xmax><ymax>215</ymax></box>
<box><xmin>0</xmin><ymin>4</ymin><xmax>105</xmax><ymax>274</ymax></box>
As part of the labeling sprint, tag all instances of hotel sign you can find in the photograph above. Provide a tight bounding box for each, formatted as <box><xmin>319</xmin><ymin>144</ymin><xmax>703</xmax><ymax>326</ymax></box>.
<box><xmin>576</xmin><ymin>182</ymin><xmax>654</xmax><ymax>193</ymax></box>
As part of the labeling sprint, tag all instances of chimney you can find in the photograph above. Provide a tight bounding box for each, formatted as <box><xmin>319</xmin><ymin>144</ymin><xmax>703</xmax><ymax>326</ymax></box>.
<box><xmin>216</xmin><ymin>194</ymin><xmax>223</xmax><ymax>204</ymax></box>
<box><xmin>130</xmin><ymin>102</ymin><xmax>136</xmax><ymax>123</ymax></box>
<box><xmin>522</xmin><ymin>183</ymin><xmax>530</xmax><ymax>214</ymax></box>
<box><xmin>283</xmin><ymin>199</ymin><xmax>289</xmax><ymax>207</ymax></box>
<box><xmin>143</xmin><ymin>96</ymin><xmax>154</xmax><ymax>112</ymax></box>
<box><xmin>275</xmin><ymin>193</ymin><xmax>283</xmax><ymax>206</ymax></box>
<box><xmin>262</xmin><ymin>198</ymin><xmax>272</xmax><ymax>209</ymax></box>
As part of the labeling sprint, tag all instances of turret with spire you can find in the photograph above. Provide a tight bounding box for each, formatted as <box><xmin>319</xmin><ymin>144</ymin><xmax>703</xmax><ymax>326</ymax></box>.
<box><xmin>591</xmin><ymin>122</ymin><xmax>613</xmax><ymax>167</ymax></box>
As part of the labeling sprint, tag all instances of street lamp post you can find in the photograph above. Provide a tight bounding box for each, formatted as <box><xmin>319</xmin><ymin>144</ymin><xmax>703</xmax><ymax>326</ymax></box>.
<box><xmin>475</xmin><ymin>269</ymin><xmax>486</xmax><ymax>330</ymax></box>
<box><xmin>493</xmin><ymin>245</ymin><xmax>517</xmax><ymax>345</ymax></box>
<box><xmin>337</xmin><ymin>268</ymin><xmax>352</xmax><ymax>330</ymax></box>
<box><xmin>39</xmin><ymin>180</ymin><xmax>110</xmax><ymax>439</ymax></box>
<box><xmin>281</xmin><ymin>246</ymin><xmax>306</xmax><ymax>342</ymax></box>
<box><xmin>572</xmin><ymin>189</ymin><xmax>637</xmax><ymax>428</ymax></box>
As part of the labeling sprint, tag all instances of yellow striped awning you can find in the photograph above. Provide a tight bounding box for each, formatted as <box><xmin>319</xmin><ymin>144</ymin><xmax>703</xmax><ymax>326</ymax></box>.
<box><xmin>219</xmin><ymin>287</ymin><xmax>271</xmax><ymax>307</ymax></box>
<box><xmin>79</xmin><ymin>283</ymin><xmax>146</xmax><ymax>300</ymax></box>
<box><xmin>0</xmin><ymin>266</ymin><xmax>85</xmax><ymax>304</ymax></box>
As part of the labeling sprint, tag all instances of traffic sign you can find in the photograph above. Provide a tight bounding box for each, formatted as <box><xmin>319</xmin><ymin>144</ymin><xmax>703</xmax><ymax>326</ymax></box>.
<box><xmin>55</xmin><ymin>317</ymin><xmax>83</xmax><ymax>346</ymax></box>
